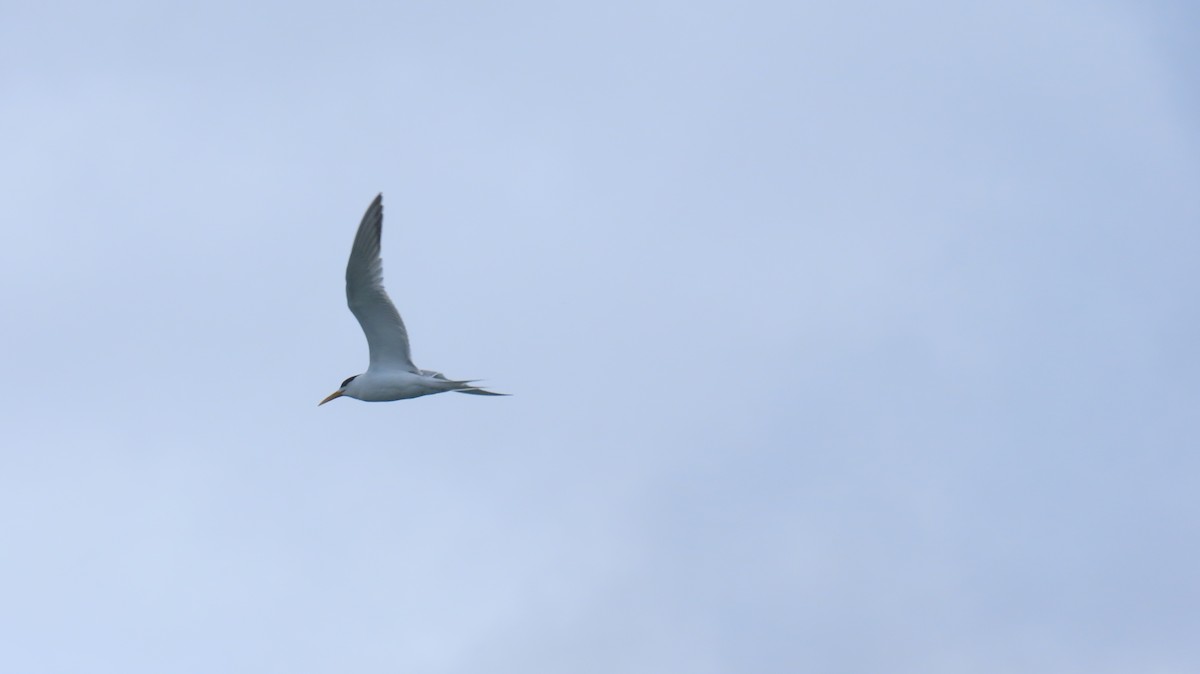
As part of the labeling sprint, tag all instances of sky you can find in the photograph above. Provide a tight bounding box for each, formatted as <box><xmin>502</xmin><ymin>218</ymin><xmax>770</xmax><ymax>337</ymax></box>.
<box><xmin>1</xmin><ymin>1</ymin><xmax>1198</xmax><ymax>672</ymax></box>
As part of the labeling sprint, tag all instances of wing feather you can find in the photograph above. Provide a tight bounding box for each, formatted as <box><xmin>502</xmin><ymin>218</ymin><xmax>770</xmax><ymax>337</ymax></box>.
<box><xmin>345</xmin><ymin>194</ymin><xmax>417</xmax><ymax>372</ymax></box>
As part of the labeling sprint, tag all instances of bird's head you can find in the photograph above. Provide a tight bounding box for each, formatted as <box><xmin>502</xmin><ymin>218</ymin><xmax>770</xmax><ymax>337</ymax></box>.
<box><xmin>319</xmin><ymin>375</ymin><xmax>359</xmax><ymax>405</ymax></box>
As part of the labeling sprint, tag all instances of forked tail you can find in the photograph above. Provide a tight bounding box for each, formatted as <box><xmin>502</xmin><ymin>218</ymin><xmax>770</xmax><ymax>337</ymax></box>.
<box><xmin>454</xmin><ymin>386</ymin><xmax>509</xmax><ymax>396</ymax></box>
<box><xmin>419</xmin><ymin>370</ymin><xmax>509</xmax><ymax>396</ymax></box>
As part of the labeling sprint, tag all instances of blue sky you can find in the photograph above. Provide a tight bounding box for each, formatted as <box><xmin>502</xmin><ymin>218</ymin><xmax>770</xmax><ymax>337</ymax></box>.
<box><xmin>2</xmin><ymin>2</ymin><xmax>1198</xmax><ymax>672</ymax></box>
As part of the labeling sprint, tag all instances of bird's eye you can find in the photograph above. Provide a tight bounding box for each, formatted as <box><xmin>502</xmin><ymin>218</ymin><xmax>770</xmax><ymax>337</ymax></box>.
<box><xmin>341</xmin><ymin>375</ymin><xmax>358</xmax><ymax>388</ymax></box>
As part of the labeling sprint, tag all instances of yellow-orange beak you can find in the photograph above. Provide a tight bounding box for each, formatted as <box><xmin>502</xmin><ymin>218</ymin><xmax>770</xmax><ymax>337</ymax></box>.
<box><xmin>318</xmin><ymin>390</ymin><xmax>344</xmax><ymax>406</ymax></box>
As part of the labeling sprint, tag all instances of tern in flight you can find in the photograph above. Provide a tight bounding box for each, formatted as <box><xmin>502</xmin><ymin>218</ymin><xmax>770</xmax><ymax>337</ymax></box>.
<box><xmin>320</xmin><ymin>194</ymin><xmax>505</xmax><ymax>405</ymax></box>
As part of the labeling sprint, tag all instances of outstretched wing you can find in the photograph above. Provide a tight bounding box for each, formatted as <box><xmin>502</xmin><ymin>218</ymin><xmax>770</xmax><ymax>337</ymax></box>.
<box><xmin>345</xmin><ymin>194</ymin><xmax>417</xmax><ymax>372</ymax></box>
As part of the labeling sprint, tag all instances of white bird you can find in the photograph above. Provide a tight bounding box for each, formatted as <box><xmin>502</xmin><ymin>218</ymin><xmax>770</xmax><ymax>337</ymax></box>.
<box><xmin>320</xmin><ymin>194</ymin><xmax>505</xmax><ymax>405</ymax></box>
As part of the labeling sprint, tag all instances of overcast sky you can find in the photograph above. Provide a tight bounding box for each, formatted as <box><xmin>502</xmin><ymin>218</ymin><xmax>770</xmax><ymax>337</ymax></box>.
<box><xmin>2</xmin><ymin>2</ymin><xmax>1198</xmax><ymax>672</ymax></box>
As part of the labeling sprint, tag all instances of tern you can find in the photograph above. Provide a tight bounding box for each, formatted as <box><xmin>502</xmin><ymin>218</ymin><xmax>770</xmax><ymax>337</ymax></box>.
<box><xmin>320</xmin><ymin>194</ymin><xmax>505</xmax><ymax>405</ymax></box>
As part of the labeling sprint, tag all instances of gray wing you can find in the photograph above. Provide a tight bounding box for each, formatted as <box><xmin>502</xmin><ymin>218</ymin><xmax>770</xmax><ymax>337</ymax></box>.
<box><xmin>345</xmin><ymin>194</ymin><xmax>417</xmax><ymax>372</ymax></box>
